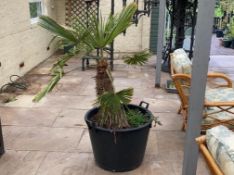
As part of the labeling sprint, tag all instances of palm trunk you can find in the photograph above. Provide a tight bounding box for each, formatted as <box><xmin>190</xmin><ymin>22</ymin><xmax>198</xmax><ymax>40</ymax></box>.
<box><xmin>95</xmin><ymin>49</ymin><xmax>129</xmax><ymax>129</ymax></box>
<box><xmin>95</xmin><ymin>49</ymin><xmax>114</xmax><ymax>96</ymax></box>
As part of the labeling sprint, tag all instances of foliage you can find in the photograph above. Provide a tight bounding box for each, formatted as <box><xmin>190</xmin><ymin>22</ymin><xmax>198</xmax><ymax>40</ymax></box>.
<box><xmin>126</xmin><ymin>109</ymin><xmax>149</xmax><ymax>128</ymax></box>
<box><xmin>95</xmin><ymin>88</ymin><xmax>133</xmax><ymax>129</ymax></box>
<box><xmin>123</xmin><ymin>50</ymin><xmax>151</xmax><ymax>66</ymax></box>
<box><xmin>215</xmin><ymin>6</ymin><xmax>224</xmax><ymax>18</ymax></box>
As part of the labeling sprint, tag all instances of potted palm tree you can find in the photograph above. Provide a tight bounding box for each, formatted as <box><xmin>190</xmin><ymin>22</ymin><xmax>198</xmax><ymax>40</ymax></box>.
<box><xmin>34</xmin><ymin>3</ymin><xmax>160</xmax><ymax>172</ymax></box>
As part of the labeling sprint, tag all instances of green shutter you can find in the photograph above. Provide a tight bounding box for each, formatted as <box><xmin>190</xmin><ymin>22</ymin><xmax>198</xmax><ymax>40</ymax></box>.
<box><xmin>150</xmin><ymin>5</ymin><xmax>159</xmax><ymax>54</ymax></box>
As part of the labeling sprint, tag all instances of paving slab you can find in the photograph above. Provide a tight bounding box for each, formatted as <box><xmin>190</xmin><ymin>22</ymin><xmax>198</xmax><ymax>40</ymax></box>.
<box><xmin>53</xmin><ymin>109</ymin><xmax>87</xmax><ymax>128</ymax></box>
<box><xmin>0</xmin><ymin>150</ymin><xmax>47</xmax><ymax>175</ymax></box>
<box><xmin>1</xmin><ymin>107</ymin><xmax>60</xmax><ymax>127</ymax></box>
<box><xmin>3</xmin><ymin>126</ymin><xmax>83</xmax><ymax>152</ymax></box>
<box><xmin>143</xmin><ymin>98</ymin><xmax>180</xmax><ymax>113</ymax></box>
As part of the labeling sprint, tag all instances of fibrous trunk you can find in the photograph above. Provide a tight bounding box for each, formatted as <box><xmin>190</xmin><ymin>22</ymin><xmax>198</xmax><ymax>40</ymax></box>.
<box><xmin>95</xmin><ymin>59</ymin><xmax>114</xmax><ymax>96</ymax></box>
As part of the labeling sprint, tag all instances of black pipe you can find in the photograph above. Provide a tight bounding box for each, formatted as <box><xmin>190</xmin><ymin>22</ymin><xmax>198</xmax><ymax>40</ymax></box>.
<box><xmin>110</xmin><ymin>0</ymin><xmax>115</xmax><ymax>70</ymax></box>
<box><xmin>189</xmin><ymin>0</ymin><xmax>197</xmax><ymax>59</ymax></box>
<box><xmin>0</xmin><ymin>118</ymin><xmax>5</xmax><ymax>156</ymax></box>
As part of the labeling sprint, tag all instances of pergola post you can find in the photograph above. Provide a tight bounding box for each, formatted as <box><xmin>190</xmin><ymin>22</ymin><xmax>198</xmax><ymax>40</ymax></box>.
<box><xmin>155</xmin><ymin>0</ymin><xmax>166</xmax><ymax>87</ymax></box>
<box><xmin>182</xmin><ymin>0</ymin><xmax>215</xmax><ymax>174</ymax></box>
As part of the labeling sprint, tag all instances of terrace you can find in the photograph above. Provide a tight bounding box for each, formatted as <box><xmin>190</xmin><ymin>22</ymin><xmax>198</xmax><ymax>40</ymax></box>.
<box><xmin>0</xmin><ymin>0</ymin><xmax>234</xmax><ymax>175</ymax></box>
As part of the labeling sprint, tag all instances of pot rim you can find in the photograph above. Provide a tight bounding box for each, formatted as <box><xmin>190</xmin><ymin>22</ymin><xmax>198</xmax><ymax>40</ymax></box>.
<box><xmin>85</xmin><ymin>104</ymin><xmax>153</xmax><ymax>133</ymax></box>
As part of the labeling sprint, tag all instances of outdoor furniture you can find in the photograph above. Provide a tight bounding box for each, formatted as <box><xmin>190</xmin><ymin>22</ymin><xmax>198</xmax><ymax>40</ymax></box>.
<box><xmin>196</xmin><ymin>126</ymin><xmax>234</xmax><ymax>175</ymax></box>
<box><xmin>170</xmin><ymin>48</ymin><xmax>234</xmax><ymax>131</ymax></box>
<box><xmin>0</xmin><ymin>118</ymin><xmax>4</xmax><ymax>156</ymax></box>
<box><xmin>170</xmin><ymin>49</ymin><xmax>233</xmax><ymax>89</ymax></box>
<box><xmin>172</xmin><ymin>74</ymin><xmax>234</xmax><ymax>131</ymax></box>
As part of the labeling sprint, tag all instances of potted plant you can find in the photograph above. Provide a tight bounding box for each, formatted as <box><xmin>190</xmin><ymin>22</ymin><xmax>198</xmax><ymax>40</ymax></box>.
<box><xmin>223</xmin><ymin>34</ymin><xmax>232</xmax><ymax>48</ymax></box>
<box><xmin>229</xmin><ymin>18</ymin><xmax>234</xmax><ymax>49</ymax></box>
<box><xmin>34</xmin><ymin>3</ymin><xmax>160</xmax><ymax>172</ymax></box>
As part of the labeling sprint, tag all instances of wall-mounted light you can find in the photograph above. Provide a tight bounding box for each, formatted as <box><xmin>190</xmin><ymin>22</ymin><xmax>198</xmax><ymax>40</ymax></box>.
<box><xmin>124</xmin><ymin>0</ymin><xmax>158</xmax><ymax>25</ymax></box>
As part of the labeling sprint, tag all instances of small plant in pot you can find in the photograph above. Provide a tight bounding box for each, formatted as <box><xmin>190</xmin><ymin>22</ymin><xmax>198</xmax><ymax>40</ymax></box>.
<box><xmin>223</xmin><ymin>35</ymin><xmax>232</xmax><ymax>48</ymax></box>
<box><xmin>33</xmin><ymin>3</ymin><xmax>160</xmax><ymax>172</ymax></box>
<box><xmin>229</xmin><ymin>18</ymin><xmax>234</xmax><ymax>49</ymax></box>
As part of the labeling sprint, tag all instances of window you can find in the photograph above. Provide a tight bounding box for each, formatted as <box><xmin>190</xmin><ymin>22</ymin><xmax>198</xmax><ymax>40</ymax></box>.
<box><xmin>29</xmin><ymin>0</ymin><xmax>43</xmax><ymax>24</ymax></box>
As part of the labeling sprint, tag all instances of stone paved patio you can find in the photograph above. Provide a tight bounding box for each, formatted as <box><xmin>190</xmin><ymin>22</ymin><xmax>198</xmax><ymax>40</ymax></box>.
<box><xmin>209</xmin><ymin>35</ymin><xmax>234</xmax><ymax>81</ymax></box>
<box><xmin>0</xmin><ymin>52</ymin><xmax>211</xmax><ymax>175</ymax></box>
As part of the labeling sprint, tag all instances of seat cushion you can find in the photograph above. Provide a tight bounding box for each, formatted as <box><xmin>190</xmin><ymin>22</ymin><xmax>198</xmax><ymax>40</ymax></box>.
<box><xmin>173</xmin><ymin>48</ymin><xmax>187</xmax><ymax>56</ymax></box>
<box><xmin>171</xmin><ymin>49</ymin><xmax>192</xmax><ymax>74</ymax></box>
<box><xmin>206</xmin><ymin>126</ymin><xmax>234</xmax><ymax>175</ymax></box>
<box><xmin>203</xmin><ymin>88</ymin><xmax>234</xmax><ymax>126</ymax></box>
<box><xmin>205</xmin><ymin>88</ymin><xmax>234</xmax><ymax>102</ymax></box>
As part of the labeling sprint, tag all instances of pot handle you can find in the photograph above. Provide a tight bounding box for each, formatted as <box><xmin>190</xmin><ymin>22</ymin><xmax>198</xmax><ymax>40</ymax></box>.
<box><xmin>139</xmin><ymin>101</ymin><xmax>149</xmax><ymax>109</ymax></box>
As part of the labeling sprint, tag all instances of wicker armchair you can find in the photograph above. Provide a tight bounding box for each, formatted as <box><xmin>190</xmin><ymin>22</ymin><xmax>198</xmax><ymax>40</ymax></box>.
<box><xmin>172</xmin><ymin>74</ymin><xmax>234</xmax><ymax>131</ymax></box>
<box><xmin>170</xmin><ymin>49</ymin><xmax>234</xmax><ymax>131</ymax></box>
<box><xmin>196</xmin><ymin>136</ymin><xmax>224</xmax><ymax>175</ymax></box>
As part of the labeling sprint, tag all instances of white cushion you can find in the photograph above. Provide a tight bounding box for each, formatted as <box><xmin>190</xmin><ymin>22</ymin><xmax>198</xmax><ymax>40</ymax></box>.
<box><xmin>206</xmin><ymin>126</ymin><xmax>234</xmax><ymax>175</ymax></box>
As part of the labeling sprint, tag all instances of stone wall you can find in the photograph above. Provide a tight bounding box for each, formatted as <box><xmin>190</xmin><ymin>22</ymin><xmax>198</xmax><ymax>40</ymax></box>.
<box><xmin>0</xmin><ymin>0</ymin><xmax>57</xmax><ymax>86</ymax></box>
<box><xmin>0</xmin><ymin>0</ymin><xmax>152</xmax><ymax>87</ymax></box>
<box><xmin>55</xmin><ymin>0</ymin><xmax>151</xmax><ymax>55</ymax></box>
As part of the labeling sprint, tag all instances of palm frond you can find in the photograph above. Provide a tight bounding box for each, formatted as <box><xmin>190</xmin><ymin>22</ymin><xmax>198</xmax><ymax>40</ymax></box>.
<box><xmin>33</xmin><ymin>51</ymin><xmax>83</xmax><ymax>102</ymax></box>
<box><xmin>39</xmin><ymin>16</ymin><xmax>78</xmax><ymax>44</ymax></box>
<box><xmin>116</xmin><ymin>88</ymin><xmax>133</xmax><ymax>105</ymax></box>
<box><xmin>71</xmin><ymin>3</ymin><xmax>137</xmax><ymax>50</ymax></box>
<box><xmin>124</xmin><ymin>50</ymin><xmax>151</xmax><ymax>66</ymax></box>
<box><xmin>95</xmin><ymin>88</ymin><xmax>133</xmax><ymax>128</ymax></box>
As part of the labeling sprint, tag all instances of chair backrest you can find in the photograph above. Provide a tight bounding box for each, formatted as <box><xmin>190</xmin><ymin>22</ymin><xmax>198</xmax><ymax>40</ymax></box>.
<box><xmin>172</xmin><ymin>74</ymin><xmax>191</xmax><ymax>110</ymax></box>
<box><xmin>170</xmin><ymin>49</ymin><xmax>192</xmax><ymax>75</ymax></box>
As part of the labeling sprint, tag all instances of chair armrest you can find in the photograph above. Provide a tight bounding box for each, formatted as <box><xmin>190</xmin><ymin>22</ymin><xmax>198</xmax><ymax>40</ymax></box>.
<box><xmin>207</xmin><ymin>73</ymin><xmax>232</xmax><ymax>88</ymax></box>
<box><xmin>196</xmin><ymin>136</ymin><xmax>224</xmax><ymax>175</ymax></box>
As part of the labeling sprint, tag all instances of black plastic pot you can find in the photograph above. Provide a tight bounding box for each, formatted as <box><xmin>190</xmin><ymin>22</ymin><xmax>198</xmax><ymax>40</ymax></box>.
<box><xmin>85</xmin><ymin>103</ymin><xmax>152</xmax><ymax>172</ymax></box>
<box><xmin>223</xmin><ymin>40</ymin><xmax>232</xmax><ymax>48</ymax></box>
<box><xmin>231</xmin><ymin>40</ymin><xmax>234</xmax><ymax>49</ymax></box>
<box><xmin>216</xmin><ymin>30</ymin><xmax>224</xmax><ymax>38</ymax></box>
<box><xmin>64</xmin><ymin>44</ymin><xmax>74</xmax><ymax>53</ymax></box>
<box><xmin>0</xmin><ymin>118</ymin><xmax>5</xmax><ymax>156</ymax></box>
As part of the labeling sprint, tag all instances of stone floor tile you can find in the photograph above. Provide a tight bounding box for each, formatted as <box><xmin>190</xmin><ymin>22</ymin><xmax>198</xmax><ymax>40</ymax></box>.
<box><xmin>156</xmin><ymin>131</ymin><xmax>185</xmax><ymax>153</ymax></box>
<box><xmin>153</xmin><ymin>112</ymin><xmax>183</xmax><ymax>131</ymax></box>
<box><xmin>143</xmin><ymin>98</ymin><xmax>180</xmax><ymax>113</ymax></box>
<box><xmin>35</xmin><ymin>152</ymin><xmax>177</xmax><ymax>175</ymax></box>
<box><xmin>145</xmin><ymin>130</ymin><xmax>158</xmax><ymax>156</ymax></box>
<box><xmin>77</xmin><ymin>130</ymin><xmax>92</xmax><ymax>153</ymax></box>
<box><xmin>171</xmin><ymin>155</ymin><xmax>211</xmax><ymax>175</ymax></box>
<box><xmin>0</xmin><ymin>150</ymin><xmax>47</xmax><ymax>175</ymax></box>
<box><xmin>35</xmin><ymin>152</ymin><xmax>92</xmax><ymax>175</ymax></box>
<box><xmin>2</xmin><ymin>95</ymin><xmax>95</xmax><ymax>110</ymax></box>
<box><xmin>53</xmin><ymin>109</ymin><xmax>87</xmax><ymax>128</ymax></box>
<box><xmin>3</xmin><ymin>126</ymin><xmax>83</xmax><ymax>152</ymax></box>
<box><xmin>114</xmin><ymin>78</ymin><xmax>143</xmax><ymax>89</ymax></box>
<box><xmin>0</xmin><ymin>95</ymin><xmax>40</xmax><ymax>108</ymax></box>
<box><xmin>51</xmin><ymin>77</ymin><xmax>83</xmax><ymax>96</ymax></box>
<box><xmin>1</xmin><ymin>107</ymin><xmax>60</xmax><ymax>127</ymax></box>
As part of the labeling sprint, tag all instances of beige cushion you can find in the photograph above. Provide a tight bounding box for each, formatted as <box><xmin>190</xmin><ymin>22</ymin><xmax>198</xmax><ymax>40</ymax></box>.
<box><xmin>171</xmin><ymin>49</ymin><xmax>192</xmax><ymax>74</ymax></box>
<box><xmin>203</xmin><ymin>88</ymin><xmax>234</xmax><ymax>126</ymax></box>
<box><xmin>206</xmin><ymin>126</ymin><xmax>234</xmax><ymax>175</ymax></box>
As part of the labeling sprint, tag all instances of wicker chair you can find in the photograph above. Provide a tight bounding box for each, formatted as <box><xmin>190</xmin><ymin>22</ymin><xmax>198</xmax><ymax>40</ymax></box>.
<box><xmin>172</xmin><ymin>73</ymin><xmax>234</xmax><ymax>131</ymax></box>
<box><xmin>170</xmin><ymin>49</ymin><xmax>234</xmax><ymax>131</ymax></box>
<box><xmin>196</xmin><ymin>136</ymin><xmax>224</xmax><ymax>175</ymax></box>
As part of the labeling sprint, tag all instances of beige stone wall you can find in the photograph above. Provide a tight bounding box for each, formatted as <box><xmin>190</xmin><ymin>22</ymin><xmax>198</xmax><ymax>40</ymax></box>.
<box><xmin>55</xmin><ymin>0</ymin><xmax>151</xmax><ymax>54</ymax></box>
<box><xmin>0</xmin><ymin>0</ymin><xmax>57</xmax><ymax>86</ymax></box>
<box><xmin>0</xmin><ymin>0</ymin><xmax>151</xmax><ymax>86</ymax></box>
<box><xmin>103</xmin><ymin>0</ymin><xmax>151</xmax><ymax>54</ymax></box>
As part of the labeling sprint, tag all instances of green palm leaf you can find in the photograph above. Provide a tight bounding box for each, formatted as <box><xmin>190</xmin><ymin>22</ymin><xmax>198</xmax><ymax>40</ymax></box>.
<box><xmin>124</xmin><ymin>50</ymin><xmax>151</xmax><ymax>66</ymax></box>
<box><xmin>39</xmin><ymin>16</ymin><xmax>78</xmax><ymax>44</ymax></box>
